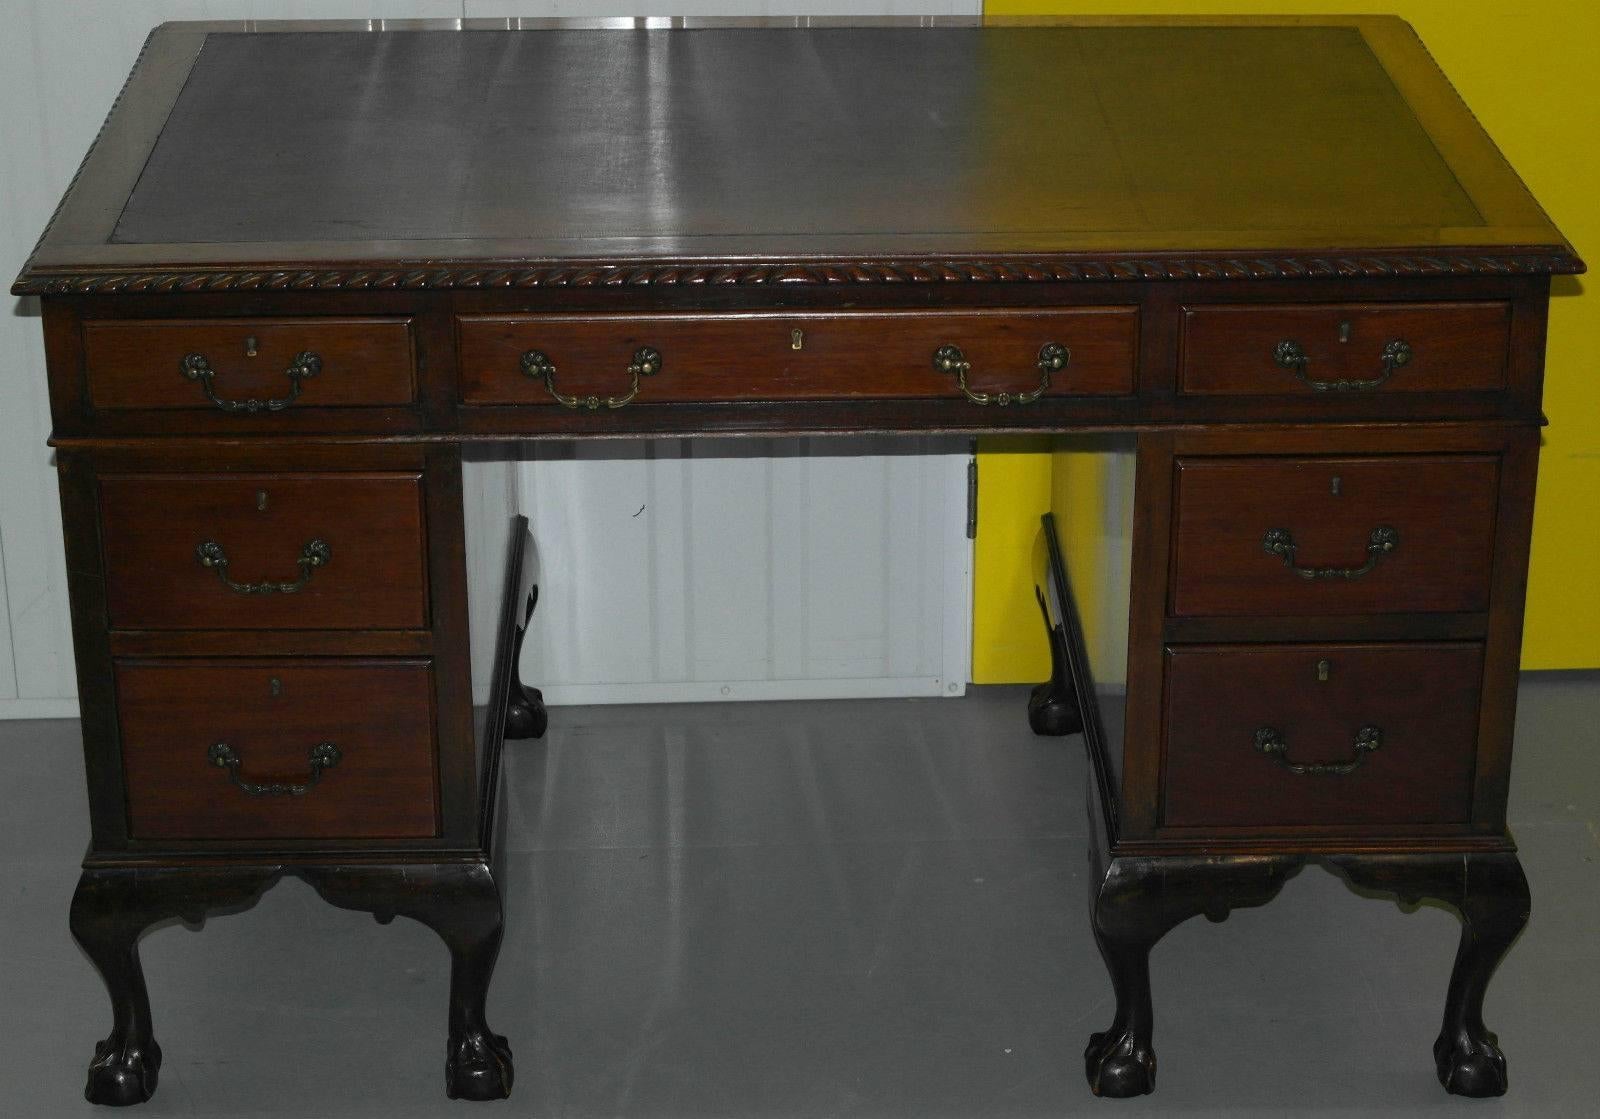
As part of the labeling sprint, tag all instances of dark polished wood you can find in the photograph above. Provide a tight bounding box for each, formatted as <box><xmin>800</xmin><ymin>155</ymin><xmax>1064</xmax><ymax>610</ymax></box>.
<box><xmin>1082</xmin><ymin>850</ymin><xmax>1529</xmax><ymax>1099</ymax></box>
<box><xmin>70</xmin><ymin>860</ymin><xmax>510</xmax><ymax>1106</ymax></box>
<box><xmin>15</xmin><ymin>16</ymin><xmax>1581</xmax><ymax>1109</ymax></box>
<box><xmin>458</xmin><ymin>307</ymin><xmax>1138</xmax><ymax>405</ymax></box>
<box><xmin>116</xmin><ymin>659</ymin><xmax>440</xmax><ymax>839</ymax></box>
<box><xmin>15</xmin><ymin>19</ymin><xmax>1578</xmax><ymax>290</ymax></box>
<box><xmin>1036</xmin><ymin>519</ymin><xmax>1534</xmax><ymax>1098</ymax></box>
<box><xmin>1160</xmin><ymin>642</ymin><xmax>1484</xmax><ymax>830</ymax></box>
<box><xmin>99</xmin><ymin>472</ymin><xmax>429</xmax><ymax>630</ymax></box>
<box><xmin>81</xmin><ymin>316</ymin><xmax>416</xmax><ymax>411</ymax></box>
<box><xmin>1178</xmin><ymin>301</ymin><xmax>1512</xmax><ymax>395</ymax></box>
<box><xmin>1169</xmin><ymin>453</ymin><xmax>1500</xmax><ymax>617</ymax></box>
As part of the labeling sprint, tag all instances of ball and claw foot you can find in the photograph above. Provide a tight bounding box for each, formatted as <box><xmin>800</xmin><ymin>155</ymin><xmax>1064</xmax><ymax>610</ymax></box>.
<box><xmin>504</xmin><ymin>684</ymin><xmax>547</xmax><ymax>740</ymax></box>
<box><xmin>1435</xmin><ymin>1029</ymin><xmax>1508</xmax><ymax>1097</ymax></box>
<box><xmin>1084</xmin><ymin>1027</ymin><xmax>1156</xmax><ymax>1098</ymax></box>
<box><xmin>1027</xmin><ymin>679</ymin><xmax>1082</xmax><ymax>737</ymax></box>
<box><xmin>85</xmin><ymin>1036</ymin><xmax>162</xmax><ymax>1107</ymax></box>
<box><xmin>445</xmin><ymin>1029</ymin><xmax>514</xmax><ymax>1101</ymax></box>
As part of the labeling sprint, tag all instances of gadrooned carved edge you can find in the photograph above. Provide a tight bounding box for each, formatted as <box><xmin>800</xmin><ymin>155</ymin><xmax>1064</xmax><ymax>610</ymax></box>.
<box><xmin>10</xmin><ymin>250</ymin><xmax>1585</xmax><ymax>294</ymax></box>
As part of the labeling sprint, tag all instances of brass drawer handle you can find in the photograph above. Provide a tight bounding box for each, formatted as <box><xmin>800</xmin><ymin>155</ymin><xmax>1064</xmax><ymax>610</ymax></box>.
<box><xmin>1262</xmin><ymin>525</ymin><xmax>1398</xmax><ymax>580</ymax></box>
<box><xmin>933</xmin><ymin>342</ymin><xmax>1069</xmax><ymax>406</ymax></box>
<box><xmin>1254</xmin><ymin>725</ymin><xmax>1382</xmax><ymax>776</ymax></box>
<box><xmin>196</xmin><ymin>538</ymin><xmax>331</xmax><ymax>595</ymax></box>
<box><xmin>520</xmin><ymin>346</ymin><xmax>661</xmax><ymax>410</ymax></box>
<box><xmin>181</xmin><ymin>350</ymin><xmax>322</xmax><ymax>413</ymax></box>
<box><xmin>207</xmin><ymin>741</ymin><xmax>341</xmax><ymax>797</ymax></box>
<box><xmin>1272</xmin><ymin>338</ymin><xmax>1411</xmax><ymax>391</ymax></box>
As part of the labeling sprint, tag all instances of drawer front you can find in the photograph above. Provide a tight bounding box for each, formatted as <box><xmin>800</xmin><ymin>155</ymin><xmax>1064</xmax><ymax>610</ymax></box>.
<box><xmin>99</xmin><ymin>473</ymin><xmax>428</xmax><ymax>631</ymax></box>
<box><xmin>82</xmin><ymin>317</ymin><xmax>416</xmax><ymax>411</ymax></box>
<box><xmin>1179</xmin><ymin>302</ymin><xmax>1510</xmax><ymax>395</ymax></box>
<box><xmin>1170</xmin><ymin>455</ymin><xmax>1499</xmax><ymax>617</ymax></box>
<box><xmin>1162</xmin><ymin>643</ymin><xmax>1483</xmax><ymax>830</ymax></box>
<box><xmin>458</xmin><ymin>308</ymin><xmax>1138</xmax><ymax>405</ymax></box>
<box><xmin>117</xmin><ymin>660</ymin><xmax>439</xmax><ymax>840</ymax></box>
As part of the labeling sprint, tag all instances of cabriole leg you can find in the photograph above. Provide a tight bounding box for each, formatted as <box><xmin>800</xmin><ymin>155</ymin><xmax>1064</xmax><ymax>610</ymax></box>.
<box><xmin>1332</xmin><ymin>851</ymin><xmax>1530</xmax><ymax>1097</ymax></box>
<box><xmin>68</xmin><ymin>866</ymin><xmax>280</xmax><ymax>1106</ymax></box>
<box><xmin>1086</xmin><ymin>855</ymin><xmax>1301</xmax><ymax>1097</ymax></box>
<box><xmin>303</xmin><ymin>862</ymin><xmax>513</xmax><ymax>1101</ymax></box>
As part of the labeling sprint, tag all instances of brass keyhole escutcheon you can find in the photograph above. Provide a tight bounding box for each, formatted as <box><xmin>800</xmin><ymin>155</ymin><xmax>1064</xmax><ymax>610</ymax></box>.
<box><xmin>257</xmin><ymin>490</ymin><xmax>268</xmax><ymax>512</ymax></box>
<box><xmin>269</xmin><ymin>677</ymin><xmax>282</xmax><ymax>697</ymax></box>
<box><xmin>1316</xmin><ymin>659</ymin><xmax>1331</xmax><ymax>683</ymax></box>
<box><xmin>245</xmin><ymin>335</ymin><xmax>259</xmax><ymax>357</ymax></box>
<box><xmin>1337</xmin><ymin>321</ymin><xmax>1352</xmax><ymax>344</ymax></box>
<box><xmin>1331</xmin><ymin>475</ymin><xmax>1342</xmax><ymax>496</ymax></box>
<box><xmin>791</xmin><ymin>328</ymin><xmax>804</xmax><ymax>351</ymax></box>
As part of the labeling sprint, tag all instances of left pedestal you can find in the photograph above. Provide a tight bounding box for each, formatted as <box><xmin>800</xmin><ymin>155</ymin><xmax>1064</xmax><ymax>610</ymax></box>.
<box><xmin>51</xmin><ymin>433</ymin><xmax>539</xmax><ymax>1106</ymax></box>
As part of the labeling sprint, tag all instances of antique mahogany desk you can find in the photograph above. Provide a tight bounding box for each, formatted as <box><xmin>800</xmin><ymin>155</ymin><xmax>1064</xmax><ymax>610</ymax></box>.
<box><xmin>14</xmin><ymin>17</ymin><xmax>1582</xmax><ymax>1108</ymax></box>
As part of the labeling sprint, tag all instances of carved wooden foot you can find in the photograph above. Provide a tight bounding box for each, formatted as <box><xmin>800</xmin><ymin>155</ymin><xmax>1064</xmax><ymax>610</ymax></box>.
<box><xmin>68</xmin><ymin>867</ymin><xmax>281</xmax><ymax>1106</ymax></box>
<box><xmin>1330</xmin><ymin>851</ymin><xmax>1529</xmax><ymax>1097</ymax></box>
<box><xmin>505</xmin><ymin>681</ymin><xmax>547</xmax><ymax>741</ymax></box>
<box><xmin>504</xmin><ymin>586</ymin><xmax>547</xmax><ymax>740</ymax></box>
<box><xmin>1087</xmin><ymin>855</ymin><xmax>1301</xmax><ymax>1097</ymax></box>
<box><xmin>304</xmin><ymin>862</ymin><xmax>512</xmax><ymax>1101</ymax></box>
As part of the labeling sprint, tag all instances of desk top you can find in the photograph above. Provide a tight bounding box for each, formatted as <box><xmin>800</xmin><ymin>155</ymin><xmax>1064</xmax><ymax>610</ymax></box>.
<box><xmin>14</xmin><ymin>17</ymin><xmax>1581</xmax><ymax>295</ymax></box>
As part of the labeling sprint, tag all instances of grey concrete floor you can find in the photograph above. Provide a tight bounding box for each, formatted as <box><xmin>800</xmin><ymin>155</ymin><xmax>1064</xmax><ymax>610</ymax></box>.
<box><xmin>1</xmin><ymin>678</ymin><xmax>1596</xmax><ymax>1117</ymax></box>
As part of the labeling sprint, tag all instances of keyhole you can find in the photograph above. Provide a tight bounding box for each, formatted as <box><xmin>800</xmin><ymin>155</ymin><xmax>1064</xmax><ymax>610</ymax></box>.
<box><xmin>790</xmin><ymin>328</ymin><xmax>804</xmax><ymax>351</ymax></box>
<box><xmin>269</xmin><ymin>677</ymin><xmax>282</xmax><ymax>697</ymax></box>
<box><xmin>1337</xmin><ymin>321</ymin><xmax>1351</xmax><ymax>344</ymax></box>
<box><xmin>245</xmin><ymin>335</ymin><xmax>259</xmax><ymax>358</ymax></box>
<box><xmin>256</xmin><ymin>490</ymin><xmax>268</xmax><ymax>512</ymax></box>
<box><xmin>1316</xmin><ymin>659</ymin><xmax>1331</xmax><ymax>683</ymax></box>
<box><xmin>1331</xmin><ymin>476</ymin><xmax>1342</xmax><ymax>496</ymax></box>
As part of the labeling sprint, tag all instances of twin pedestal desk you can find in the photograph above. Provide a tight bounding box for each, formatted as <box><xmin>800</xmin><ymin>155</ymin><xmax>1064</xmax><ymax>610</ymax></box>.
<box><xmin>13</xmin><ymin>16</ymin><xmax>1582</xmax><ymax>1109</ymax></box>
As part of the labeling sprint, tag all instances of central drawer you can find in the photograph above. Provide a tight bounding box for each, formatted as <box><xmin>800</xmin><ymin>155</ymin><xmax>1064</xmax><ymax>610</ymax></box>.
<box><xmin>98</xmin><ymin>472</ymin><xmax>429</xmax><ymax>631</ymax></box>
<box><xmin>457</xmin><ymin>307</ymin><xmax>1139</xmax><ymax>405</ymax></box>
<box><xmin>117</xmin><ymin>659</ymin><xmax>440</xmax><ymax>840</ymax></box>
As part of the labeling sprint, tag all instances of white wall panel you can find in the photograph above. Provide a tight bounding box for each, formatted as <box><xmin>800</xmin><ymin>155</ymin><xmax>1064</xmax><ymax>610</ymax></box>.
<box><xmin>515</xmin><ymin>440</ymin><xmax>971</xmax><ymax>705</ymax></box>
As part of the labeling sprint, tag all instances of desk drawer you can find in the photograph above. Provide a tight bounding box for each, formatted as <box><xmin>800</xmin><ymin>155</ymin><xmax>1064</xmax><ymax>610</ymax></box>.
<box><xmin>98</xmin><ymin>473</ymin><xmax>428</xmax><ymax>631</ymax></box>
<box><xmin>1179</xmin><ymin>302</ymin><xmax>1510</xmax><ymax>395</ymax></box>
<box><xmin>1161</xmin><ymin>643</ymin><xmax>1482</xmax><ymax>830</ymax></box>
<box><xmin>457</xmin><ymin>308</ymin><xmax>1138</xmax><ymax>406</ymax></box>
<box><xmin>1169</xmin><ymin>455</ymin><xmax>1499</xmax><ymax>617</ymax></box>
<box><xmin>117</xmin><ymin>659</ymin><xmax>439</xmax><ymax>840</ymax></box>
<box><xmin>82</xmin><ymin>317</ymin><xmax>416</xmax><ymax>412</ymax></box>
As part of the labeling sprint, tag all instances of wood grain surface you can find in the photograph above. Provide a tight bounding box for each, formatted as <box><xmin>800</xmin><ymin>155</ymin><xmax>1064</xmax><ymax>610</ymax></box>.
<box><xmin>117</xmin><ymin>659</ymin><xmax>439</xmax><ymax>840</ymax></box>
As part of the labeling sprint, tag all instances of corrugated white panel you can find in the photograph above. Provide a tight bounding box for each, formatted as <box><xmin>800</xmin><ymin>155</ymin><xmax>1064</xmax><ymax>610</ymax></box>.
<box><xmin>513</xmin><ymin>440</ymin><xmax>971</xmax><ymax>705</ymax></box>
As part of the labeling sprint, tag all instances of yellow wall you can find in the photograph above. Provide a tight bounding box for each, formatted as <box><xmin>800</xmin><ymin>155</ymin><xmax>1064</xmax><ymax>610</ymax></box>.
<box><xmin>970</xmin><ymin>437</ymin><xmax>1054</xmax><ymax>682</ymax></box>
<box><xmin>972</xmin><ymin>1</ymin><xmax>1598</xmax><ymax>680</ymax></box>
